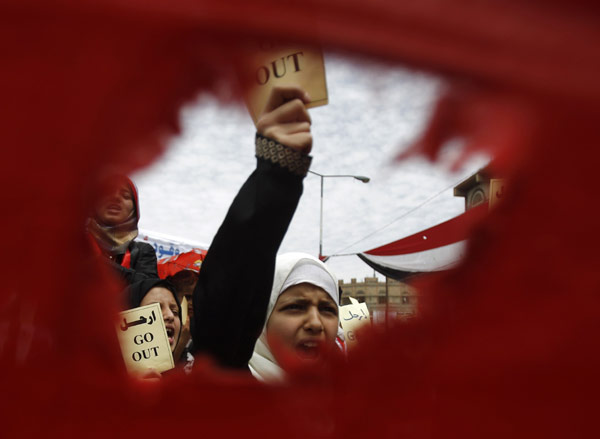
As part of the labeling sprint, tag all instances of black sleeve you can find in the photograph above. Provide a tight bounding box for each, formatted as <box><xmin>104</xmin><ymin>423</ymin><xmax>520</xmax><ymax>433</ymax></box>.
<box><xmin>130</xmin><ymin>242</ymin><xmax>159</xmax><ymax>278</ymax></box>
<box><xmin>113</xmin><ymin>242</ymin><xmax>159</xmax><ymax>284</ymax></box>
<box><xmin>191</xmin><ymin>150</ymin><xmax>305</xmax><ymax>370</ymax></box>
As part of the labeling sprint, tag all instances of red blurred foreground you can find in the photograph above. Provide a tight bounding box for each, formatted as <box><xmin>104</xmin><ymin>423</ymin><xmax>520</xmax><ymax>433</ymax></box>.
<box><xmin>1</xmin><ymin>1</ymin><xmax>599</xmax><ymax>437</ymax></box>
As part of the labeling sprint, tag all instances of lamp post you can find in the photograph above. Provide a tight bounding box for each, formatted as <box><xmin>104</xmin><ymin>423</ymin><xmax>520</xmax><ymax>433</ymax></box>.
<box><xmin>308</xmin><ymin>170</ymin><xmax>370</xmax><ymax>260</ymax></box>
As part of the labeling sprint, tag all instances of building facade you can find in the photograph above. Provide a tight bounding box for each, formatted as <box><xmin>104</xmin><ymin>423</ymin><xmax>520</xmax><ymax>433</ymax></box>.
<box><xmin>339</xmin><ymin>277</ymin><xmax>418</xmax><ymax>322</ymax></box>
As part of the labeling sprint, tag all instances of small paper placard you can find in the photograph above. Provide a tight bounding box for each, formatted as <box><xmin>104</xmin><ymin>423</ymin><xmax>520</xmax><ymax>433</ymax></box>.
<box><xmin>180</xmin><ymin>296</ymin><xmax>188</xmax><ymax>327</ymax></box>
<box><xmin>116</xmin><ymin>303</ymin><xmax>174</xmax><ymax>375</ymax></box>
<box><xmin>339</xmin><ymin>297</ymin><xmax>371</xmax><ymax>350</ymax></box>
<box><xmin>241</xmin><ymin>43</ymin><xmax>328</xmax><ymax>124</ymax></box>
<box><xmin>489</xmin><ymin>178</ymin><xmax>506</xmax><ymax>209</ymax></box>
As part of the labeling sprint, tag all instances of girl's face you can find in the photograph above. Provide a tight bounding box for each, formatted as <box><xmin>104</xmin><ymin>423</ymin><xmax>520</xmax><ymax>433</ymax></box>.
<box><xmin>266</xmin><ymin>283</ymin><xmax>339</xmax><ymax>363</ymax></box>
<box><xmin>140</xmin><ymin>287</ymin><xmax>181</xmax><ymax>351</ymax></box>
<box><xmin>96</xmin><ymin>182</ymin><xmax>134</xmax><ymax>226</ymax></box>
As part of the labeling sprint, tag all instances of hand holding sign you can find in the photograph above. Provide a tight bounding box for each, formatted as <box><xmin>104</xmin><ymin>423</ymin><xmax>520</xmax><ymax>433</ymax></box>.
<box><xmin>241</xmin><ymin>43</ymin><xmax>328</xmax><ymax>125</ymax></box>
<box><xmin>257</xmin><ymin>85</ymin><xmax>312</xmax><ymax>155</ymax></box>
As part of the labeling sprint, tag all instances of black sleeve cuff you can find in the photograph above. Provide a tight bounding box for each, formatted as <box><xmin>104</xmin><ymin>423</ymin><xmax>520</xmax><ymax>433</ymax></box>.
<box><xmin>255</xmin><ymin>133</ymin><xmax>312</xmax><ymax>177</ymax></box>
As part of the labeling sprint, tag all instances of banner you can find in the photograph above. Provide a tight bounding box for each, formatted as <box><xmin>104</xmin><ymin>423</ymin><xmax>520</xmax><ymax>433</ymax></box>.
<box><xmin>138</xmin><ymin>229</ymin><xmax>208</xmax><ymax>260</ymax></box>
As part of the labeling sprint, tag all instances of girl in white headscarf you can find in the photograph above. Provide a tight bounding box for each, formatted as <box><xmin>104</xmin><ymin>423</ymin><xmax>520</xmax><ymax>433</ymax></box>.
<box><xmin>249</xmin><ymin>252</ymin><xmax>340</xmax><ymax>381</ymax></box>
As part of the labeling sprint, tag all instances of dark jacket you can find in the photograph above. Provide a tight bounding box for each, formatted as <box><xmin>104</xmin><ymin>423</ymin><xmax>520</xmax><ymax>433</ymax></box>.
<box><xmin>113</xmin><ymin>241</ymin><xmax>159</xmax><ymax>284</ymax></box>
<box><xmin>191</xmin><ymin>137</ymin><xmax>307</xmax><ymax>371</ymax></box>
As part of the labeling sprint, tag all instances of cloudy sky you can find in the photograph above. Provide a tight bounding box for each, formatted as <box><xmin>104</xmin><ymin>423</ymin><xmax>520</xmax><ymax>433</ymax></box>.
<box><xmin>132</xmin><ymin>52</ymin><xmax>488</xmax><ymax>282</ymax></box>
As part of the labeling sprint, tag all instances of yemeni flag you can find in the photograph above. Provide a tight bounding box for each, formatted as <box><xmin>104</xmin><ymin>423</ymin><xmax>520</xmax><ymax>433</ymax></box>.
<box><xmin>359</xmin><ymin>203</ymin><xmax>488</xmax><ymax>280</ymax></box>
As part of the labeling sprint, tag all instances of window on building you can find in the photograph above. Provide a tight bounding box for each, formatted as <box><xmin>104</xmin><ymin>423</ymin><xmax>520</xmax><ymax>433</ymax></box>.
<box><xmin>469</xmin><ymin>188</ymin><xmax>487</xmax><ymax>209</ymax></box>
<box><xmin>378</xmin><ymin>296</ymin><xmax>387</xmax><ymax>304</ymax></box>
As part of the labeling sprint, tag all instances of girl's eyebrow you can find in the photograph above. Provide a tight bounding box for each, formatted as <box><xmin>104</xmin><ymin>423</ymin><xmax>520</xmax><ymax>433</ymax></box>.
<box><xmin>281</xmin><ymin>297</ymin><xmax>309</xmax><ymax>305</ymax></box>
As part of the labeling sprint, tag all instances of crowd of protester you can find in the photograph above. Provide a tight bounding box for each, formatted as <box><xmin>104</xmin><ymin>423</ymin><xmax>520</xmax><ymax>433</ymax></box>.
<box><xmin>86</xmin><ymin>85</ymin><xmax>344</xmax><ymax>382</ymax></box>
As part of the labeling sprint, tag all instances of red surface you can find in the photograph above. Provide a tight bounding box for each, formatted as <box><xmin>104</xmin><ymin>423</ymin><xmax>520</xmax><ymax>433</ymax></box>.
<box><xmin>2</xmin><ymin>1</ymin><xmax>599</xmax><ymax>437</ymax></box>
<box><xmin>157</xmin><ymin>249</ymin><xmax>207</xmax><ymax>278</ymax></box>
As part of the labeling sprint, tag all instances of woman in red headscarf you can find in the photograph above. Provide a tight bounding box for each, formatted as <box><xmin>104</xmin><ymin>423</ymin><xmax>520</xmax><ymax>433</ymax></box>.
<box><xmin>87</xmin><ymin>175</ymin><xmax>159</xmax><ymax>284</ymax></box>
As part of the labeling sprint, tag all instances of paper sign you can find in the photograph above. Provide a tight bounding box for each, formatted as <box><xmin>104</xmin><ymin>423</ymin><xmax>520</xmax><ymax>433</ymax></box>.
<box><xmin>241</xmin><ymin>43</ymin><xmax>328</xmax><ymax>124</ymax></box>
<box><xmin>180</xmin><ymin>296</ymin><xmax>188</xmax><ymax>327</ymax></box>
<box><xmin>489</xmin><ymin>178</ymin><xmax>506</xmax><ymax>209</ymax></box>
<box><xmin>339</xmin><ymin>297</ymin><xmax>371</xmax><ymax>350</ymax></box>
<box><xmin>116</xmin><ymin>303</ymin><xmax>174</xmax><ymax>374</ymax></box>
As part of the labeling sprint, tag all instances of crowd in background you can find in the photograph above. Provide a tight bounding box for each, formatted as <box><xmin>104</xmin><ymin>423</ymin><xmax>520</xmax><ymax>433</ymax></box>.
<box><xmin>86</xmin><ymin>85</ymin><xmax>344</xmax><ymax>382</ymax></box>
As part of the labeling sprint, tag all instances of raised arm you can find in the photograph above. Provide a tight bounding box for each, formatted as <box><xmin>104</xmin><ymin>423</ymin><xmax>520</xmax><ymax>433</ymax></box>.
<box><xmin>191</xmin><ymin>86</ymin><xmax>313</xmax><ymax>370</ymax></box>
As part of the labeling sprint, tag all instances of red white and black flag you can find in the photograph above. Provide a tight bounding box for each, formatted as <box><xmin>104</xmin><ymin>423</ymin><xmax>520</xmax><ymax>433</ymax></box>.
<box><xmin>359</xmin><ymin>203</ymin><xmax>487</xmax><ymax>280</ymax></box>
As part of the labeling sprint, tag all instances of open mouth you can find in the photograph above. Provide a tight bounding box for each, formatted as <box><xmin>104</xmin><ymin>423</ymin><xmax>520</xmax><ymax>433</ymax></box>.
<box><xmin>296</xmin><ymin>341</ymin><xmax>320</xmax><ymax>360</ymax></box>
<box><xmin>166</xmin><ymin>327</ymin><xmax>174</xmax><ymax>345</ymax></box>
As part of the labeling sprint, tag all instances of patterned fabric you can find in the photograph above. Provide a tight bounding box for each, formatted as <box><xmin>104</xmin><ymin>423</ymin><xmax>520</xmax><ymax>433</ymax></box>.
<box><xmin>255</xmin><ymin>133</ymin><xmax>312</xmax><ymax>177</ymax></box>
<box><xmin>87</xmin><ymin>175</ymin><xmax>140</xmax><ymax>255</ymax></box>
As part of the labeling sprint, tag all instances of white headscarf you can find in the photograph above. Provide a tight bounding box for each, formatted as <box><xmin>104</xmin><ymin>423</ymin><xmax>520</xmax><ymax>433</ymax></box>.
<box><xmin>249</xmin><ymin>252</ymin><xmax>339</xmax><ymax>381</ymax></box>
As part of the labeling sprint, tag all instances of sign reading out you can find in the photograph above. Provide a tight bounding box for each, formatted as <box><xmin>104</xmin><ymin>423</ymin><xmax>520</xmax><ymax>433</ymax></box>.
<box><xmin>339</xmin><ymin>297</ymin><xmax>371</xmax><ymax>351</ymax></box>
<box><xmin>242</xmin><ymin>43</ymin><xmax>328</xmax><ymax>124</ymax></box>
<box><xmin>116</xmin><ymin>303</ymin><xmax>174</xmax><ymax>375</ymax></box>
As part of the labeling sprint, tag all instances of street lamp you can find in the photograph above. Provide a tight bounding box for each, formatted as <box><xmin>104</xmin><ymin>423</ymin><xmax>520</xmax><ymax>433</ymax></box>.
<box><xmin>308</xmin><ymin>170</ymin><xmax>370</xmax><ymax>260</ymax></box>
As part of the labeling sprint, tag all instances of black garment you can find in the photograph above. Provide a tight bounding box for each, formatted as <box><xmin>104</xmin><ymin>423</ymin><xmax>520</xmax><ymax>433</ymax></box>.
<box><xmin>126</xmin><ymin>278</ymin><xmax>179</xmax><ymax>310</ymax></box>
<box><xmin>112</xmin><ymin>241</ymin><xmax>159</xmax><ymax>284</ymax></box>
<box><xmin>191</xmin><ymin>148</ymin><xmax>305</xmax><ymax>371</ymax></box>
